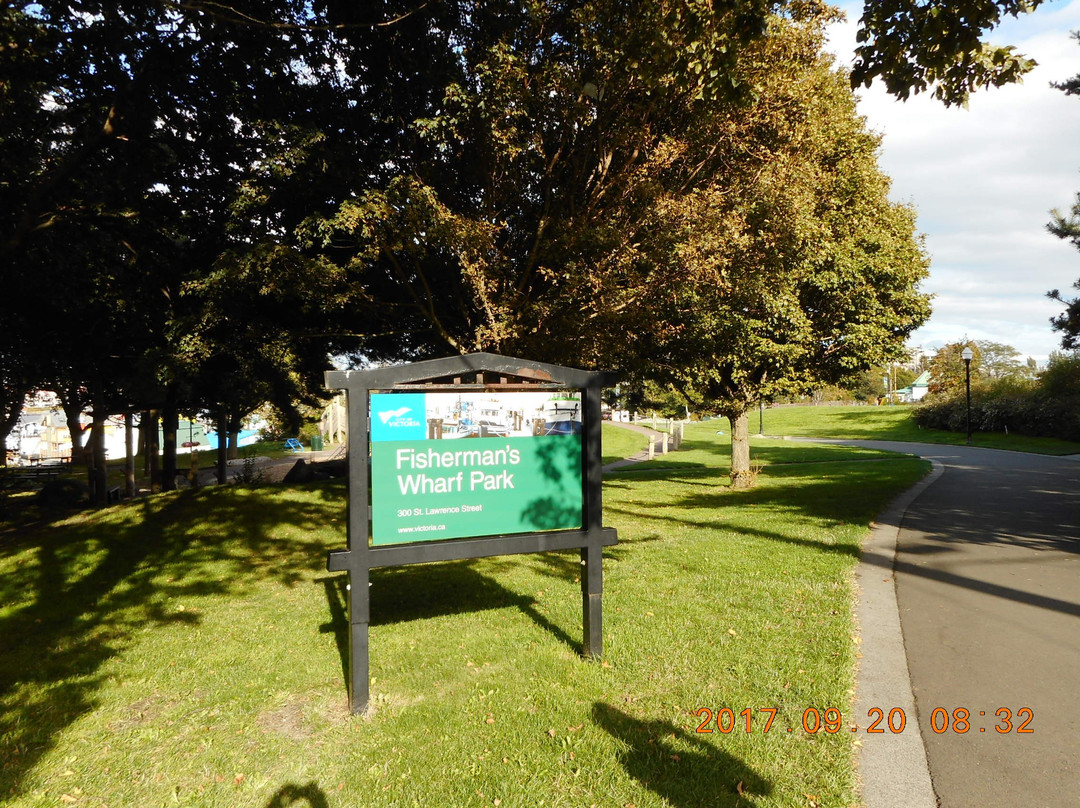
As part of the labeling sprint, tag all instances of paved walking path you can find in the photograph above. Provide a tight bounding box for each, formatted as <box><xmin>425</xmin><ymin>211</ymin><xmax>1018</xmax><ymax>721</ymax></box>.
<box><xmin>601</xmin><ymin>421</ymin><xmax>667</xmax><ymax>472</ymax></box>
<box><xmin>815</xmin><ymin>440</ymin><xmax>1080</xmax><ymax>808</ymax></box>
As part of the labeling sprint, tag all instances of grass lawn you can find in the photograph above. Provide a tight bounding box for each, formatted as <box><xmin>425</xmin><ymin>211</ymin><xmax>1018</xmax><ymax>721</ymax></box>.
<box><xmin>601</xmin><ymin>423</ymin><xmax>649</xmax><ymax>466</ymax></box>
<box><xmin>1</xmin><ymin>425</ymin><xmax>928</xmax><ymax>808</ymax></box>
<box><xmin>754</xmin><ymin>404</ymin><xmax>1080</xmax><ymax>455</ymax></box>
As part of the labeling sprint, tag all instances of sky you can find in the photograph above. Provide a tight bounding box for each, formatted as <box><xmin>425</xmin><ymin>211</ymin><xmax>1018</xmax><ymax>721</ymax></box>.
<box><xmin>826</xmin><ymin>0</ymin><xmax>1080</xmax><ymax>363</ymax></box>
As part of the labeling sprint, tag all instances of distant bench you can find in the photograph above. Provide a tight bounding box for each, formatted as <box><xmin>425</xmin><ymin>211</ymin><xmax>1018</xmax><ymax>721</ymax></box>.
<box><xmin>0</xmin><ymin>463</ymin><xmax>67</xmax><ymax>491</ymax></box>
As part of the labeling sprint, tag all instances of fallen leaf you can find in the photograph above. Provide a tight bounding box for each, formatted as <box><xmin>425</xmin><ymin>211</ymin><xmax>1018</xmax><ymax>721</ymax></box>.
<box><xmin>60</xmin><ymin>796</ymin><xmax>78</xmax><ymax>804</ymax></box>
<box><xmin>728</xmin><ymin>628</ymin><xmax>737</xmax><ymax>636</ymax></box>
<box><xmin>547</xmin><ymin>728</ymin><xmax>557</xmax><ymax>738</ymax></box>
<box><xmin>234</xmin><ymin>774</ymin><xmax>245</xmax><ymax>785</ymax></box>
<box><xmin>486</xmin><ymin>715</ymin><xmax>496</xmax><ymax>725</ymax></box>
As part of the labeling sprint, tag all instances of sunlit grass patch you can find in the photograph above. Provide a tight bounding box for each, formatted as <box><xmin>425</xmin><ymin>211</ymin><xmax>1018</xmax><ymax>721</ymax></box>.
<box><xmin>1</xmin><ymin>430</ymin><xmax>927</xmax><ymax>807</ymax></box>
<box><xmin>756</xmin><ymin>404</ymin><xmax>1080</xmax><ymax>454</ymax></box>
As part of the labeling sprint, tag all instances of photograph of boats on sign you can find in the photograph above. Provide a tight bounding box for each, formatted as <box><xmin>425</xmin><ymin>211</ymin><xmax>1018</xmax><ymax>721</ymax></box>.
<box><xmin>422</xmin><ymin>391</ymin><xmax>583</xmax><ymax>438</ymax></box>
<box><xmin>368</xmin><ymin>389</ymin><xmax>586</xmax><ymax>544</ymax></box>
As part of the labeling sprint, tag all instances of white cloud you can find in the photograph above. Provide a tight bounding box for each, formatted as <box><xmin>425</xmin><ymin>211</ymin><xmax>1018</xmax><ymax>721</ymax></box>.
<box><xmin>827</xmin><ymin>0</ymin><xmax>1080</xmax><ymax>360</ymax></box>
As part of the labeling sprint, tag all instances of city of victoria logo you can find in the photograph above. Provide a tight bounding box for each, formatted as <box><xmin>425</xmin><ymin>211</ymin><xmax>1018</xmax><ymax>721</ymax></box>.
<box><xmin>378</xmin><ymin>406</ymin><xmax>412</xmax><ymax>424</ymax></box>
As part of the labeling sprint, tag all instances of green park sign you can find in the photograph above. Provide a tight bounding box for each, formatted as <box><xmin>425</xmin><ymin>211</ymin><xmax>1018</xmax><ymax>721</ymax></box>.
<box><xmin>324</xmin><ymin>353</ymin><xmax>617</xmax><ymax>714</ymax></box>
<box><xmin>370</xmin><ymin>391</ymin><xmax>583</xmax><ymax>544</ymax></box>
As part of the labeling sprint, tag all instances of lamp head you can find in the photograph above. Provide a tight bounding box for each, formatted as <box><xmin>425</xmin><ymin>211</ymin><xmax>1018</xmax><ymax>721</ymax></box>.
<box><xmin>961</xmin><ymin>347</ymin><xmax>974</xmax><ymax>362</ymax></box>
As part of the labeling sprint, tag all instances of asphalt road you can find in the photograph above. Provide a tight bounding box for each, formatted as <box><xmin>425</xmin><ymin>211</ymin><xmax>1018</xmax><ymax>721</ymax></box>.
<box><xmin>847</xmin><ymin>442</ymin><xmax>1080</xmax><ymax>808</ymax></box>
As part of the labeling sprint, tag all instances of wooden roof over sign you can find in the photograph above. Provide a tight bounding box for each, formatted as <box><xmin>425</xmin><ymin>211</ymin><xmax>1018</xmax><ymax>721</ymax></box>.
<box><xmin>325</xmin><ymin>352</ymin><xmax>616</xmax><ymax>392</ymax></box>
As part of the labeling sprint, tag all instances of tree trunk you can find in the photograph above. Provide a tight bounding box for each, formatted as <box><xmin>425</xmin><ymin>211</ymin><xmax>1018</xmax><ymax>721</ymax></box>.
<box><xmin>139</xmin><ymin>410</ymin><xmax>149</xmax><ymax>474</ymax></box>
<box><xmin>0</xmin><ymin>394</ymin><xmax>24</xmax><ymax>467</ymax></box>
<box><xmin>161</xmin><ymin>392</ymin><xmax>178</xmax><ymax>492</ymax></box>
<box><xmin>147</xmin><ymin>409</ymin><xmax>160</xmax><ymax>492</ymax></box>
<box><xmin>216</xmin><ymin>408</ymin><xmax>228</xmax><ymax>484</ymax></box>
<box><xmin>59</xmin><ymin>388</ymin><xmax>87</xmax><ymax>464</ymax></box>
<box><xmin>125</xmin><ymin>411</ymin><xmax>136</xmax><ymax>499</ymax></box>
<box><xmin>728</xmin><ymin>410</ymin><xmax>754</xmax><ymax>489</ymax></box>
<box><xmin>228</xmin><ymin>424</ymin><xmax>240</xmax><ymax>461</ymax></box>
<box><xmin>89</xmin><ymin>407</ymin><xmax>108</xmax><ymax>507</ymax></box>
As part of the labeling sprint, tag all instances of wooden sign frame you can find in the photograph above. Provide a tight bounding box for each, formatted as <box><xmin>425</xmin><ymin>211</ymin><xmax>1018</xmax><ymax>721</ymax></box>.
<box><xmin>324</xmin><ymin>352</ymin><xmax>618</xmax><ymax>713</ymax></box>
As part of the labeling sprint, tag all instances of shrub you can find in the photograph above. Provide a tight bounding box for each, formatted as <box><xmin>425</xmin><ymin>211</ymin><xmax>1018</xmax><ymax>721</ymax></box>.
<box><xmin>1041</xmin><ymin>353</ymin><xmax>1080</xmax><ymax>398</ymax></box>
<box><xmin>913</xmin><ymin>374</ymin><xmax>1080</xmax><ymax>441</ymax></box>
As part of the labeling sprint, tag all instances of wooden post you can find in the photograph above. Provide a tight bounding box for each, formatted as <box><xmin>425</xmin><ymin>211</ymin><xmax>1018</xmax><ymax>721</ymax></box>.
<box><xmin>581</xmin><ymin>384</ymin><xmax>606</xmax><ymax>657</ymax></box>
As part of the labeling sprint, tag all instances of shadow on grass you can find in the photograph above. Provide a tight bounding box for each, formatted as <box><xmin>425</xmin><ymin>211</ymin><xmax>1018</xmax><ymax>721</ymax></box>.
<box><xmin>605</xmin><ymin>460</ymin><xmax>927</xmax><ymax>561</ymax></box>
<box><xmin>318</xmin><ymin>560</ymin><xmax>587</xmax><ymax>680</ymax></box>
<box><xmin>0</xmin><ymin>481</ymin><xmax>347</xmax><ymax>799</ymax></box>
<box><xmin>263</xmin><ymin>781</ymin><xmax>330</xmax><ymax>808</ymax></box>
<box><xmin>614</xmin><ymin>446</ymin><xmax>1080</xmax><ymax>620</ymax></box>
<box><xmin>591</xmin><ymin>703</ymin><xmax>771</xmax><ymax>807</ymax></box>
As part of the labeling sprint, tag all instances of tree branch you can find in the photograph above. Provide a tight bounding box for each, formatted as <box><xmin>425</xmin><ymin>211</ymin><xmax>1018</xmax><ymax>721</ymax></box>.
<box><xmin>173</xmin><ymin>0</ymin><xmax>431</xmax><ymax>30</ymax></box>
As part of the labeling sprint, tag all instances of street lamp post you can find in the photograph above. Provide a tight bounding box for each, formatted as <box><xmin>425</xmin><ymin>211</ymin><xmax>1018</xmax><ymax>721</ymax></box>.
<box><xmin>961</xmin><ymin>346</ymin><xmax>974</xmax><ymax>444</ymax></box>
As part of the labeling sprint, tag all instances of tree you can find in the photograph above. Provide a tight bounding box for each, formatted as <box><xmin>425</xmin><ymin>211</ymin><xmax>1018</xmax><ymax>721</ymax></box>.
<box><xmin>0</xmin><ymin>0</ymin><xmax>1050</xmax><ymax>498</ymax></box>
<box><xmin>851</xmin><ymin>365</ymin><xmax>918</xmax><ymax>402</ymax></box>
<box><xmin>1046</xmin><ymin>32</ymin><xmax>1080</xmax><ymax>349</ymax></box>
<box><xmin>1047</xmin><ymin>187</ymin><xmax>1080</xmax><ymax>348</ymax></box>
<box><xmin>302</xmin><ymin>0</ymin><xmax>1041</xmax><ymax>369</ymax></box>
<box><xmin>975</xmin><ymin>340</ymin><xmax>1033</xmax><ymax>380</ymax></box>
<box><xmin>927</xmin><ymin>341</ymin><xmax>982</xmax><ymax>397</ymax></box>
<box><xmin>1</xmin><ymin>2</ymin><xmax>347</xmax><ymax>496</ymax></box>
<box><xmin>609</xmin><ymin>16</ymin><xmax>930</xmax><ymax>486</ymax></box>
<box><xmin>0</xmin><ymin>338</ymin><xmax>34</xmax><ymax>467</ymax></box>
<box><xmin>850</xmin><ymin>0</ymin><xmax>1043</xmax><ymax>106</ymax></box>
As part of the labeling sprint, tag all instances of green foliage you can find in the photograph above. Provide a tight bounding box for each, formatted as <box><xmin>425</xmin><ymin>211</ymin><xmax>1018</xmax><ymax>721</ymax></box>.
<box><xmin>1047</xmin><ymin>33</ymin><xmax>1080</xmax><ymax>350</ymax></box>
<box><xmin>976</xmin><ymin>340</ymin><xmax>1036</xmax><ymax>380</ymax></box>
<box><xmin>927</xmin><ymin>340</ymin><xmax>980</xmax><ymax>396</ymax></box>
<box><xmin>851</xmin><ymin>0</ymin><xmax>1042</xmax><ymax>106</ymax></box>
<box><xmin>926</xmin><ymin>339</ymin><xmax>1035</xmax><ymax>399</ymax></box>
<box><xmin>1040</xmin><ymin>351</ymin><xmax>1080</xmax><ymax>397</ymax></box>
<box><xmin>632</xmin><ymin>17</ymin><xmax>930</xmax><ymax>421</ymax></box>
<box><xmin>1</xmin><ymin>0</ymin><xmax>1052</xmax><ymax>475</ymax></box>
<box><xmin>849</xmin><ymin>365</ymin><xmax>918</xmax><ymax>401</ymax></box>
<box><xmin>915</xmin><ymin>358</ymin><xmax>1080</xmax><ymax>441</ymax></box>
